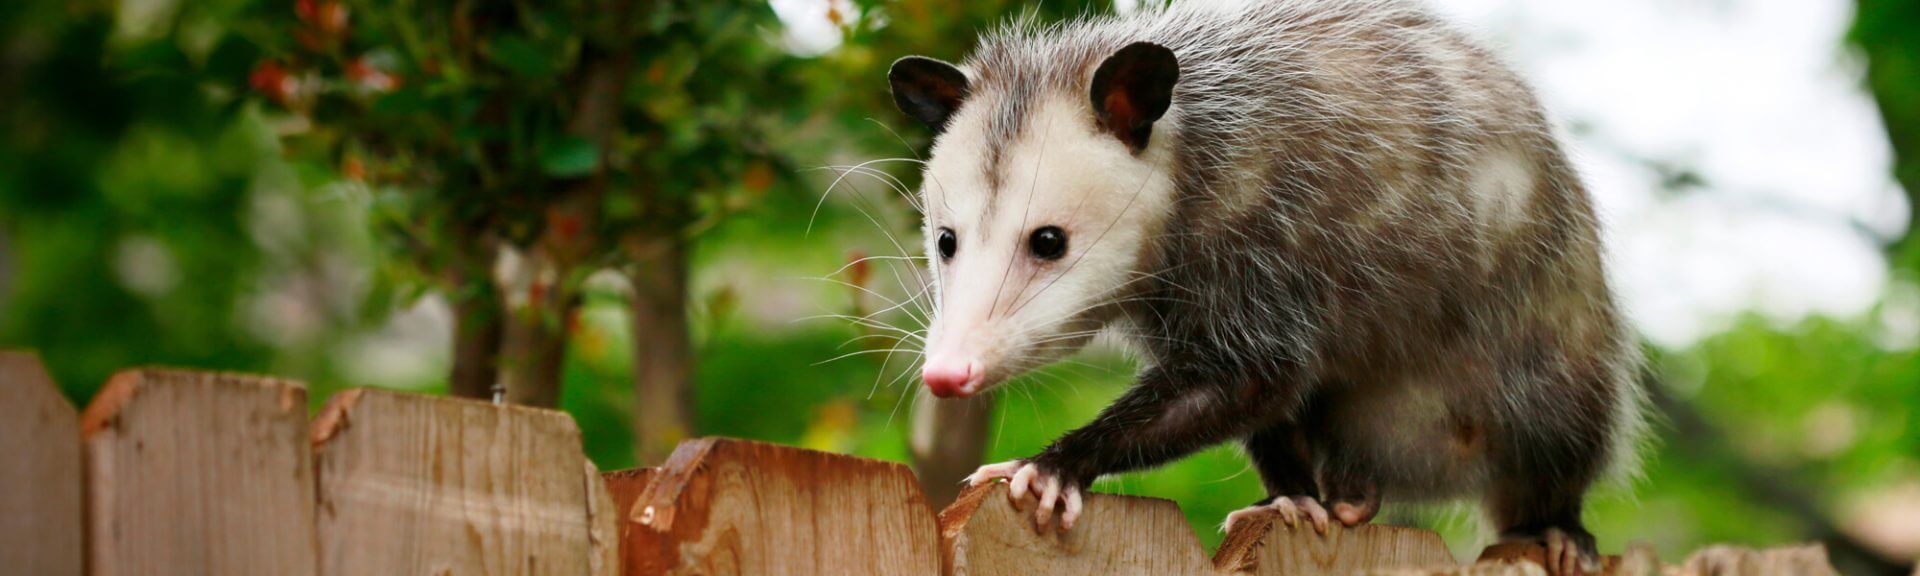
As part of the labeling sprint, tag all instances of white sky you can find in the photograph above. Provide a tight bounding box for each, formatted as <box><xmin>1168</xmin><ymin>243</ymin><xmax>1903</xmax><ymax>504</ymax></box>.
<box><xmin>781</xmin><ymin>0</ymin><xmax>1907</xmax><ymax>347</ymax></box>
<box><xmin>1425</xmin><ymin>0</ymin><xmax>1906</xmax><ymax>345</ymax></box>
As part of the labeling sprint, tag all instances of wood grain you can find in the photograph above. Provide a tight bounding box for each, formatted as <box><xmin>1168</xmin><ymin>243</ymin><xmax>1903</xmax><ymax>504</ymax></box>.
<box><xmin>0</xmin><ymin>352</ymin><xmax>82</xmax><ymax>576</ymax></box>
<box><xmin>80</xmin><ymin>368</ymin><xmax>318</xmax><ymax>576</ymax></box>
<box><xmin>312</xmin><ymin>388</ymin><xmax>593</xmax><ymax>576</ymax></box>
<box><xmin>939</xmin><ymin>482</ymin><xmax>1215</xmax><ymax>576</ymax></box>
<box><xmin>586</xmin><ymin>460</ymin><xmax>620</xmax><ymax>576</ymax></box>
<box><xmin>604</xmin><ymin>467</ymin><xmax>659</xmax><ymax>575</ymax></box>
<box><xmin>625</xmin><ymin>437</ymin><xmax>941</xmax><ymax>575</ymax></box>
<box><xmin>1213</xmin><ymin>504</ymin><xmax>1456</xmax><ymax>575</ymax></box>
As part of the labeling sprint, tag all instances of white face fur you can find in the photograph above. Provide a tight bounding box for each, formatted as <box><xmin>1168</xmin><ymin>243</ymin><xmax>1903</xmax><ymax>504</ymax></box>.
<box><xmin>917</xmin><ymin>92</ymin><xmax>1179</xmax><ymax>397</ymax></box>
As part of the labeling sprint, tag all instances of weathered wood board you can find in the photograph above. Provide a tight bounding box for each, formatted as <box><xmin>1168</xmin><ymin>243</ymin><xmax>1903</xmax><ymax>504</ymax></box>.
<box><xmin>312</xmin><ymin>388</ymin><xmax>594</xmax><ymax>576</ymax></box>
<box><xmin>1213</xmin><ymin>504</ymin><xmax>1456</xmax><ymax>575</ymax></box>
<box><xmin>81</xmin><ymin>368</ymin><xmax>318</xmax><ymax>576</ymax></box>
<box><xmin>587</xmin><ymin>460</ymin><xmax>620</xmax><ymax>576</ymax></box>
<box><xmin>604</xmin><ymin>467</ymin><xmax>659</xmax><ymax>574</ymax></box>
<box><xmin>0</xmin><ymin>352</ymin><xmax>83</xmax><ymax>576</ymax></box>
<box><xmin>941</xmin><ymin>482</ymin><xmax>1215</xmax><ymax>575</ymax></box>
<box><xmin>623</xmin><ymin>437</ymin><xmax>941</xmax><ymax>575</ymax></box>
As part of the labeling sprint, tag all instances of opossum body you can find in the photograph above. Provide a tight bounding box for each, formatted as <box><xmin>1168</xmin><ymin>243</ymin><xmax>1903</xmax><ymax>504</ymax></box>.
<box><xmin>889</xmin><ymin>1</ymin><xmax>1644</xmax><ymax>573</ymax></box>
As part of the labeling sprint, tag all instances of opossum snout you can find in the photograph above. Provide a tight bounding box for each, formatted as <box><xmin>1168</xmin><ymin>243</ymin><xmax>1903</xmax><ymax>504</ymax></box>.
<box><xmin>922</xmin><ymin>356</ymin><xmax>983</xmax><ymax>398</ymax></box>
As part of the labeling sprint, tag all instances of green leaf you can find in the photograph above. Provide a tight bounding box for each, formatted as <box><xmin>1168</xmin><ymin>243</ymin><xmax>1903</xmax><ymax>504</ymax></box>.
<box><xmin>540</xmin><ymin>137</ymin><xmax>600</xmax><ymax>177</ymax></box>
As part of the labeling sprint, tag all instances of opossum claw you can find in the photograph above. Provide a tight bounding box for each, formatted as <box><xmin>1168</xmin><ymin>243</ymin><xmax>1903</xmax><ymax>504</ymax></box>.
<box><xmin>1035</xmin><ymin>475</ymin><xmax>1061</xmax><ymax>529</ymax></box>
<box><xmin>1060</xmin><ymin>488</ymin><xmax>1084</xmax><ymax>531</ymax></box>
<box><xmin>964</xmin><ymin>460</ymin><xmax>1024</xmax><ymax>486</ymax></box>
<box><xmin>1009</xmin><ymin>463</ymin><xmax>1039</xmax><ymax>505</ymax></box>
<box><xmin>1298</xmin><ymin>498</ymin><xmax>1331</xmax><ymax>534</ymax></box>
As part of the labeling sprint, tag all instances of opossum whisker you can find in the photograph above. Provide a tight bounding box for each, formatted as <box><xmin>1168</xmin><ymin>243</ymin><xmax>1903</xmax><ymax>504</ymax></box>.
<box><xmin>835</xmin><ymin>333</ymin><xmax>912</xmax><ymax>351</ymax></box>
<box><xmin>825</xmin><ymin>254</ymin><xmax>928</xmax><ymax>278</ymax></box>
<box><xmin>813</xmin><ymin>348</ymin><xmax>924</xmax><ymax>366</ymax></box>
<box><xmin>808</xmin><ymin>161</ymin><xmax>937</xmax><ymax>324</ymax></box>
<box><xmin>840</xmin><ymin>177</ymin><xmax>932</xmax><ymax>291</ymax></box>
<box><xmin>816</xmin><ymin>164</ymin><xmax>924</xmax><ymax>213</ymax></box>
<box><xmin>805</xmin><ymin>156</ymin><xmax>924</xmax><ymax>235</ymax></box>
<box><xmin>865</xmin><ymin>117</ymin><xmax>928</xmax><ymax>163</ymax></box>
<box><xmin>986</xmin><ymin>114</ymin><xmax>1056</xmax><ymax>320</ymax></box>
<box><xmin>815</xmin><ymin>256</ymin><xmax>938</xmax><ymax>325</ymax></box>
<box><xmin>885</xmin><ymin>366</ymin><xmax>926</xmax><ymax>428</ymax></box>
<box><xmin>798</xmin><ymin>313</ymin><xmax>927</xmax><ymax>341</ymax></box>
<box><xmin>885</xmin><ymin>258</ymin><xmax>938</xmax><ymax>322</ymax></box>
<box><xmin>867</xmin><ymin>333</ymin><xmax>925</xmax><ymax>400</ymax></box>
<box><xmin>798</xmin><ymin>275</ymin><xmax>913</xmax><ymax>312</ymax></box>
<box><xmin>796</xmin><ymin>277</ymin><xmax>930</xmax><ymax>329</ymax></box>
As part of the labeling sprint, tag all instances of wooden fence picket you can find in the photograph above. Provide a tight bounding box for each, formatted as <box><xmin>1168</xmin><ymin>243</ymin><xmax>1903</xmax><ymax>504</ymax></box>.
<box><xmin>613</xmin><ymin>438</ymin><xmax>942</xmax><ymax>575</ymax></box>
<box><xmin>603</xmin><ymin>467</ymin><xmax>659</xmax><ymax>574</ymax></box>
<box><xmin>939</xmin><ymin>482</ymin><xmax>1215</xmax><ymax>575</ymax></box>
<box><xmin>0</xmin><ymin>352</ymin><xmax>83</xmax><ymax>576</ymax></box>
<box><xmin>0</xmin><ymin>346</ymin><xmax>1857</xmax><ymax>576</ymax></box>
<box><xmin>311</xmin><ymin>388</ymin><xmax>597</xmax><ymax>576</ymax></box>
<box><xmin>586</xmin><ymin>460</ymin><xmax>621</xmax><ymax>576</ymax></box>
<box><xmin>1213</xmin><ymin>506</ymin><xmax>1456</xmax><ymax>574</ymax></box>
<box><xmin>80</xmin><ymin>368</ymin><xmax>318</xmax><ymax>576</ymax></box>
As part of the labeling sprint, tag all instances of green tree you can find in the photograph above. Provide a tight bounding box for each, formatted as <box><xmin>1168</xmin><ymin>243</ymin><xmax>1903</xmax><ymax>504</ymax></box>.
<box><xmin>248</xmin><ymin>0</ymin><xmax>834</xmax><ymax>462</ymax></box>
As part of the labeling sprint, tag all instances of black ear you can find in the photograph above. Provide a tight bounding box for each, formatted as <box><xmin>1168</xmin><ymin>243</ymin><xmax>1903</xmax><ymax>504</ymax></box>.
<box><xmin>1090</xmin><ymin>42</ymin><xmax>1179</xmax><ymax>152</ymax></box>
<box><xmin>890</xmin><ymin>56</ymin><xmax>971</xmax><ymax>134</ymax></box>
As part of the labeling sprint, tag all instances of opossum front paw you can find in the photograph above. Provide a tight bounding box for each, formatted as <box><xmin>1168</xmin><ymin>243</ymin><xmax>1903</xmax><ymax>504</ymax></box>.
<box><xmin>965</xmin><ymin>459</ymin><xmax>1086</xmax><ymax>532</ymax></box>
<box><xmin>1223</xmin><ymin>495</ymin><xmax>1332</xmax><ymax>535</ymax></box>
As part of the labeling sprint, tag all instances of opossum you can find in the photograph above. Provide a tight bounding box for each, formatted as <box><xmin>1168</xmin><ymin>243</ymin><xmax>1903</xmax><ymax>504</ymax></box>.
<box><xmin>887</xmin><ymin>1</ymin><xmax>1645</xmax><ymax>573</ymax></box>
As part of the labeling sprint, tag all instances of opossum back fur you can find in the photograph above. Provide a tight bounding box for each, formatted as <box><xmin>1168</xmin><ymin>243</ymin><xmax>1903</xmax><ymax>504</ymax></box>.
<box><xmin>956</xmin><ymin>0</ymin><xmax>1649</xmax><ymax>492</ymax></box>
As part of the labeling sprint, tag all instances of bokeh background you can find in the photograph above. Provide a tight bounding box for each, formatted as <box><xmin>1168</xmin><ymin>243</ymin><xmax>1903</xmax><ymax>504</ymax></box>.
<box><xmin>3</xmin><ymin>0</ymin><xmax>1918</xmax><ymax>573</ymax></box>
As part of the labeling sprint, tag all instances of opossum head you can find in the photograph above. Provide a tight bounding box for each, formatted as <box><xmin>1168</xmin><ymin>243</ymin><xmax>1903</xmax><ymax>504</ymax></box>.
<box><xmin>889</xmin><ymin>42</ymin><xmax>1181</xmax><ymax>398</ymax></box>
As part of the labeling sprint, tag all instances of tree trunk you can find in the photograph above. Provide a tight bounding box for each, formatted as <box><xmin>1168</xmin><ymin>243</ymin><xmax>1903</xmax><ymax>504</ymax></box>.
<box><xmin>498</xmin><ymin>246</ymin><xmax>576</xmax><ymax>407</ymax></box>
<box><xmin>446</xmin><ymin>242</ymin><xmax>503</xmax><ymax>401</ymax></box>
<box><xmin>626</xmin><ymin>232</ymin><xmax>694</xmax><ymax>465</ymax></box>
<box><xmin>911</xmin><ymin>393</ymin><xmax>994</xmax><ymax>508</ymax></box>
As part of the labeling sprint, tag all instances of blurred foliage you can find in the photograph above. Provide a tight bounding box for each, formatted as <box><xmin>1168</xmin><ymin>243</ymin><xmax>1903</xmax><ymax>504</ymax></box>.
<box><xmin>1852</xmin><ymin>0</ymin><xmax>1920</xmax><ymax>266</ymax></box>
<box><xmin>2</xmin><ymin>0</ymin><xmax>1918</xmax><ymax>567</ymax></box>
<box><xmin>0</xmin><ymin>0</ymin><xmax>371</xmax><ymax>398</ymax></box>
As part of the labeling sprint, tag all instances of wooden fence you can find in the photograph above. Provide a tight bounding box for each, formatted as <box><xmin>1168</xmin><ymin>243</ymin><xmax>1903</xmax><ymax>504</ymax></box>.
<box><xmin>0</xmin><ymin>351</ymin><xmax>1860</xmax><ymax>575</ymax></box>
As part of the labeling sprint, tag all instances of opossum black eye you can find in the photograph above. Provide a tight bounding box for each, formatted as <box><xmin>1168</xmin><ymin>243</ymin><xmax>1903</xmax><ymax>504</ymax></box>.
<box><xmin>1028</xmin><ymin>226</ymin><xmax>1067</xmax><ymax>261</ymax></box>
<box><xmin>937</xmin><ymin>228</ymin><xmax>958</xmax><ymax>261</ymax></box>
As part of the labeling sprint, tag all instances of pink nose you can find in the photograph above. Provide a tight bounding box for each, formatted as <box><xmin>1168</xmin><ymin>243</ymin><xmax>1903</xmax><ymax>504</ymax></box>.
<box><xmin>922</xmin><ymin>358</ymin><xmax>981</xmax><ymax>398</ymax></box>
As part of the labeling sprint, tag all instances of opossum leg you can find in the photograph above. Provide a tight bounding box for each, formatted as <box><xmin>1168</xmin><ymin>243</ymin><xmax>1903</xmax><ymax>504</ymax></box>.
<box><xmin>1318</xmin><ymin>440</ymin><xmax>1382</xmax><ymax>526</ymax></box>
<box><xmin>1322</xmin><ymin>472</ymin><xmax>1381</xmax><ymax>527</ymax></box>
<box><xmin>1243</xmin><ymin>421</ymin><xmax>1319</xmax><ymax>498</ymax></box>
<box><xmin>1232</xmin><ymin>422</ymin><xmax>1335</xmax><ymax>533</ymax></box>
<box><xmin>1490</xmin><ymin>476</ymin><xmax>1601</xmax><ymax>575</ymax></box>
<box><xmin>1029</xmin><ymin>367</ymin><xmax>1303</xmax><ymax>531</ymax></box>
<box><xmin>1298</xmin><ymin>396</ymin><xmax>1381</xmax><ymax>527</ymax></box>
